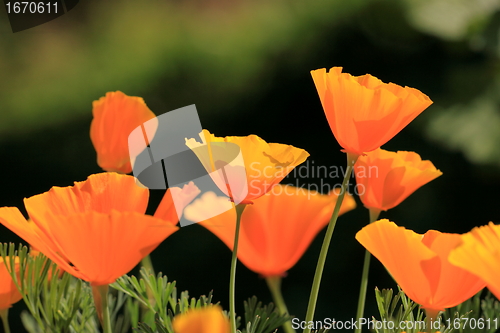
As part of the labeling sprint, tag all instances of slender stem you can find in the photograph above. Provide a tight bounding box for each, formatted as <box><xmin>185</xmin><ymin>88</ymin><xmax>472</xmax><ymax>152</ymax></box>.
<box><xmin>92</xmin><ymin>284</ymin><xmax>112</xmax><ymax>333</ymax></box>
<box><xmin>425</xmin><ymin>308</ymin><xmax>440</xmax><ymax>333</ymax></box>
<box><xmin>230</xmin><ymin>204</ymin><xmax>246</xmax><ymax>333</ymax></box>
<box><xmin>141</xmin><ymin>255</ymin><xmax>157</xmax><ymax>308</ymax></box>
<box><xmin>303</xmin><ymin>153</ymin><xmax>358</xmax><ymax>333</ymax></box>
<box><xmin>0</xmin><ymin>308</ymin><xmax>10</xmax><ymax>333</ymax></box>
<box><xmin>266</xmin><ymin>276</ymin><xmax>295</xmax><ymax>333</ymax></box>
<box><xmin>141</xmin><ymin>255</ymin><xmax>155</xmax><ymax>275</ymax></box>
<box><xmin>354</xmin><ymin>208</ymin><xmax>381</xmax><ymax>333</ymax></box>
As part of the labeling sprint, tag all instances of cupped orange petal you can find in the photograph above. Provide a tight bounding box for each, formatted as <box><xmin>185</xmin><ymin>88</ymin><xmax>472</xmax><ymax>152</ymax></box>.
<box><xmin>311</xmin><ymin>67</ymin><xmax>432</xmax><ymax>155</ymax></box>
<box><xmin>356</xmin><ymin>220</ymin><xmax>485</xmax><ymax>311</ymax></box>
<box><xmin>172</xmin><ymin>306</ymin><xmax>230</xmax><ymax>333</ymax></box>
<box><xmin>195</xmin><ymin>185</ymin><xmax>355</xmax><ymax>277</ymax></box>
<box><xmin>448</xmin><ymin>222</ymin><xmax>500</xmax><ymax>299</ymax></box>
<box><xmin>90</xmin><ymin>91</ymin><xmax>157</xmax><ymax>174</ymax></box>
<box><xmin>0</xmin><ymin>257</ymin><xmax>22</xmax><ymax>310</ymax></box>
<box><xmin>354</xmin><ymin>149</ymin><xmax>442</xmax><ymax>211</ymax></box>
<box><xmin>185</xmin><ymin>130</ymin><xmax>309</xmax><ymax>204</ymax></box>
<box><xmin>25</xmin><ymin>173</ymin><xmax>149</xmax><ymax>223</ymax></box>
<box><xmin>420</xmin><ymin>231</ymin><xmax>486</xmax><ymax>309</ymax></box>
<box><xmin>41</xmin><ymin>211</ymin><xmax>177</xmax><ymax>285</ymax></box>
<box><xmin>0</xmin><ymin>208</ymin><xmax>77</xmax><ymax>278</ymax></box>
<box><xmin>0</xmin><ymin>173</ymin><xmax>177</xmax><ymax>286</ymax></box>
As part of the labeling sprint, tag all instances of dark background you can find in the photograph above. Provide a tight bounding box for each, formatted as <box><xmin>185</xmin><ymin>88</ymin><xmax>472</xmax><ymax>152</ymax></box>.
<box><xmin>1</xmin><ymin>0</ymin><xmax>500</xmax><ymax>331</ymax></box>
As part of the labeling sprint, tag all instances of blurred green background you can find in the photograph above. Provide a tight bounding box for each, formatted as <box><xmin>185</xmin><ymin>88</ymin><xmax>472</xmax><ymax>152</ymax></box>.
<box><xmin>1</xmin><ymin>0</ymin><xmax>500</xmax><ymax>331</ymax></box>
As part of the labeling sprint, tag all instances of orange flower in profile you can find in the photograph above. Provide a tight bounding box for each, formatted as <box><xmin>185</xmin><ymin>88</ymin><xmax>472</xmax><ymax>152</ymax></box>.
<box><xmin>186</xmin><ymin>185</ymin><xmax>356</xmax><ymax>277</ymax></box>
<box><xmin>449</xmin><ymin>223</ymin><xmax>500</xmax><ymax>299</ymax></box>
<box><xmin>0</xmin><ymin>173</ymin><xmax>178</xmax><ymax>286</ymax></box>
<box><xmin>311</xmin><ymin>67</ymin><xmax>432</xmax><ymax>156</ymax></box>
<box><xmin>0</xmin><ymin>257</ymin><xmax>22</xmax><ymax>310</ymax></box>
<box><xmin>354</xmin><ymin>149</ymin><xmax>442</xmax><ymax>211</ymax></box>
<box><xmin>172</xmin><ymin>306</ymin><xmax>230</xmax><ymax>333</ymax></box>
<box><xmin>185</xmin><ymin>130</ymin><xmax>309</xmax><ymax>204</ymax></box>
<box><xmin>356</xmin><ymin>220</ymin><xmax>485</xmax><ymax>312</ymax></box>
<box><xmin>90</xmin><ymin>91</ymin><xmax>157</xmax><ymax>174</ymax></box>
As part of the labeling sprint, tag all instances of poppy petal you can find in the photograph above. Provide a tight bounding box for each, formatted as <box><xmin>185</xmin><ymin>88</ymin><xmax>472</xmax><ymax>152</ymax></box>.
<box><xmin>90</xmin><ymin>91</ymin><xmax>157</xmax><ymax>174</ymax></box>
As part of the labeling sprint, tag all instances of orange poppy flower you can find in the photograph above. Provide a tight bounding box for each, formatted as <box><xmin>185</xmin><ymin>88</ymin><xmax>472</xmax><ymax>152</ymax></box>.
<box><xmin>0</xmin><ymin>257</ymin><xmax>22</xmax><ymax>310</ymax></box>
<box><xmin>185</xmin><ymin>130</ymin><xmax>309</xmax><ymax>204</ymax></box>
<box><xmin>185</xmin><ymin>184</ymin><xmax>356</xmax><ymax>277</ymax></box>
<box><xmin>0</xmin><ymin>173</ymin><xmax>178</xmax><ymax>286</ymax></box>
<box><xmin>90</xmin><ymin>91</ymin><xmax>157</xmax><ymax>174</ymax></box>
<box><xmin>354</xmin><ymin>149</ymin><xmax>442</xmax><ymax>211</ymax></box>
<box><xmin>356</xmin><ymin>220</ymin><xmax>485</xmax><ymax>312</ymax></box>
<box><xmin>449</xmin><ymin>222</ymin><xmax>500</xmax><ymax>299</ymax></box>
<box><xmin>172</xmin><ymin>306</ymin><xmax>230</xmax><ymax>333</ymax></box>
<box><xmin>311</xmin><ymin>67</ymin><xmax>432</xmax><ymax>156</ymax></box>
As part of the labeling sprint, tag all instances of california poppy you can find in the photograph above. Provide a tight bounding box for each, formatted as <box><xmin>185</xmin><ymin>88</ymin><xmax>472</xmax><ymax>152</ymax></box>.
<box><xmin>185</xmin><ymin>130</ymin><xmax>309</xmax><ymax>204</ymax></box>
<box><xmin>448</xmin><ymin>222</ymin><xmax>500</xmax><ymax>299</ymax></box>
<box><xmin>172</xmin><ymin>306</ymin><xmax>230</xmax><ymax>333</ymax></box>
<box><xmin>311</xmin><ymin>67</ymin><xmax>432</xmax><ymax>156</ymax></box>
<box><xmin>185</xmin><ymin>185</ymin><xmax>356</xmax><ymax>277</ymax></box>
<box><xmin>0</xmin><ymin>257</ymin><xmax>22</xmax><ymax>310</ymax></box>
<box><xmin>0</xmin><ymin>173</ymin><xmax>178</xmax><ymax>286</ymax></box>
<box><xmin>356</xmin><ymin>220</ymin><xmax>485</xmax><ymax>313</ymax></box>
<box><xmin>354</xmin><ymin>149</ymin><xmax>442</xmax><ymax>211</ymax></box>
<box><xmin>90</xmin><ymin>91</ymin><xmax>157</xmax><ymax>174</ymax></box>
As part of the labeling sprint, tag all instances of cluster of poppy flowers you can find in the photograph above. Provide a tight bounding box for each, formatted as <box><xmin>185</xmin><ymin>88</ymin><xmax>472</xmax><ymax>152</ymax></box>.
<box><xmin>0</xmin><ymin>66</ymin><xmax>497</xmax><ymax>333</ymax></box>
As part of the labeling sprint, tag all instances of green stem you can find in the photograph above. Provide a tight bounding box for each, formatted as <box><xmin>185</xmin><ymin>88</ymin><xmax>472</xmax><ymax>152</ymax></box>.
<box><xmin>303</xmin><ymin>153</ymin><xmax>358</xmax><ymax>333</ymax></box>
<box><xmin>425</xmin><ymin>308</ymin><xmax>440</xmax><ymax>333</ymax></box>
<box><xmin>266</xmin><ymin>276</ymin><xmax>295</xmax><ymax>333</ymax></box>
<box><xmin>92</xmin><ymin>284</ymin><xmax>112</xmax><ymax>333</ymax></box>
<box><xmin>141</xmin><ymin>255</ymin><xmax>156</xmax><ymax>308</ymax></box>
<box><xmin>0</xmin><ymin>308</ymin><xmax>10</xmax><ymax>333</ymax></box>
<box><xmin>354</xmin><ymin>208</ymin><xmax>381</xmax><ymax>333</ymax></box>
<box><xmin>230</xmin><ymin>204</ymin><xmax>246</xmax><ymax>333</ymax></box>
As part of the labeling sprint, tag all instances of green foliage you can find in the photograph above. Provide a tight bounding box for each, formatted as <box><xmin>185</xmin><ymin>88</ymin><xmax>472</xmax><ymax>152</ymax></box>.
<box><xmin>241</xmin><ymin>296</ymin><xmax>292</xmax><ymax>333</ymax></box>
<box><xmin>112</xmin><ymin>267</ymin><xmax>222</xmax><ymax>333</ymax></box>
<box><xmin>0</xmin><ymin>243</ymin><xmax>294</xmax><ymax>333</ymax></box>
<box><xmin>0</xmin><ymin>243</ymin><xmax>160</xmax><ymax>333</ymax></box>
<box><xmin>0</xmin><ymin>243</ymin><xmax>98</xmax><ymax>333</ymax></box>
<box><xmin>133</xmin><ymin>294</ymin><xmax>289</xmax><ymax>333</ymax></box>
<box><xmin>134</xmin><ymin>314</ymin><xmax>170</xmax><ymax>333</ymax></box>
<box><xmin>111</xmin><ymin>267</ymin><xmax>176</xmax><ymax>327</ymax></box>
<box><xmin>373</xmin><ymin>287</ymin><xmax>425</xmax><ymax>333</ymax></box>
<box><xmin>111</xmin><ymin>267</ymin><xmax>177</xmax><ymax>331</ymax></box>
<box><xmin>442</xmin><ymin>291</ymin><xmax>500</xmax><ymax>333</ymax></box>
<box><xmin>374</xmin><ymin>288</ymin><xmax>500</xmax><ymax>333</ymax></box>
